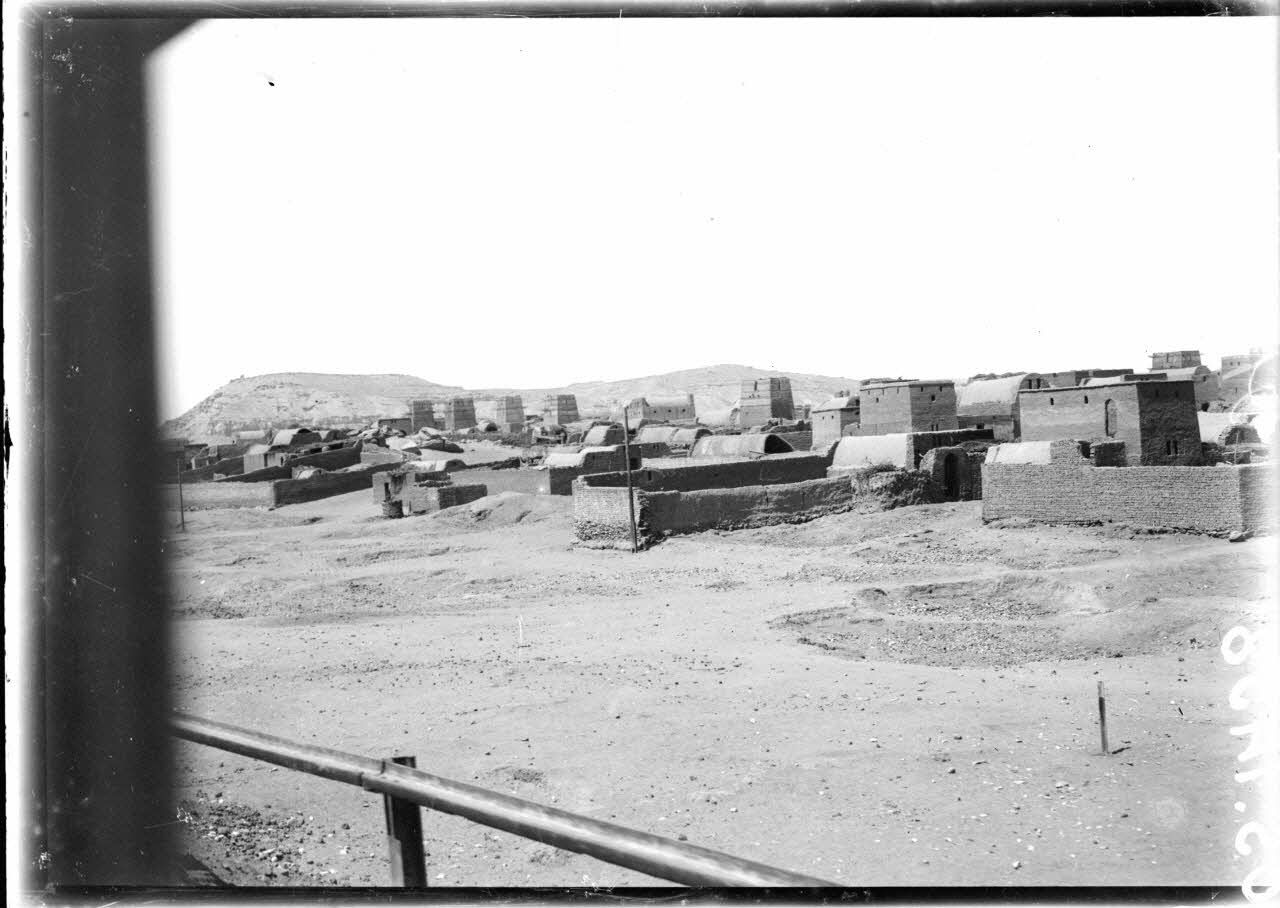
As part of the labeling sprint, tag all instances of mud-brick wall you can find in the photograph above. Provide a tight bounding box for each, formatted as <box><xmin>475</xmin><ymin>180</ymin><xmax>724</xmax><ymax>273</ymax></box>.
<box><xmin>981</xmin><ymin>462</ymin><xmax>1274</xmax><ymax>534</ymax></box>
<box><xmin>164</xmin><ymin>482</ymin><xmax>273</xmax><ymax>510</ymax></box>
<box><xmin>957</xmin><ymin>415</ymin><xmax>1017</xmax><ymax>442</ymax></box>
<box><xmin>1238</xmin><ymin>464</ymin><xmax>1277</xmax><ymax>533</ymax></box>
<box><xmin>1020</xmin><ymin>385</ymin><xmax>1143</xmax><ymax>463</ymax></box>
<box><xmin>582</xmin><ymin>453</ymin><xmax>830</xmax><ymax>493</ymax></box>
<box><xmin>908</xmin><ymin>383</ymin><xmax>958</xmax><ymax>431</ymax></box>
<box><xmin>361</xmin><ymin>447</ymin><xmax>405</xmax><ymax>466</ymax></box>
<box><xmin>541</xmin><ymin>448</ymin><xmax>633</xmax><ymax>495</ymax></box>
<box><xmin>811</xmin><ymin>410</ymin><xmax>857</xmax><ymax>449</ymax></box>
<box><xmin>644</xmin><ymin>476</ymin><xmax>856</xmax><ymax>536</ymax></box>
<box><xmin>223</xmin><ymin>443</ymin><xmax>363</xmax><ymax>483</ymax></box>
<box><xmin>1136</xmin><ymin>384</ymin><xmax>1203</xmax><ymax>466</ymax></box>
<box><xmin>571</xmin><ymin>475</ymin><xmax>858</xmax><ymax>545</ymax></box>
<box><xmin>572</xmin><ymin>485</ymin><xmax>646</xmax><ymax>549</ymax></box>
<box><xmin>429</xmin><ymin>483</ymin><xmax>490</xmax><ymax>511</ymax></box>
<box><xmin>180</xmin><ymin>454</ymin><xmax>246</xmax><ymax>482</ymax></box>
<box><xmin>271</xmin><ymin>463</ymin><xmax>398</xmax><ymax>507</ymax></box>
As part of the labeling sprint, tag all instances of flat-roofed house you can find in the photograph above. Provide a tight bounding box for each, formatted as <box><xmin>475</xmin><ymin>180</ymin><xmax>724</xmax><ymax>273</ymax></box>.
<box><xmin>1018</xmin><ymin>379</ymin><xmax>1202</xmax><ymax>466</ymax></box>
<box><xmin>855</xmin><ymin>380</ymin><xmax>957</xmax><ymax>436</ymax></box>
<box><xmin>810</xmin><ymin>393</ymin><xmax>859</xmax><ymax>449</ymax></box>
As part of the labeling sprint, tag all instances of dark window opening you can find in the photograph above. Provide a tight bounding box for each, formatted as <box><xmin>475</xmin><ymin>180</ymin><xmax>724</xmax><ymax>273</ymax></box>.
<box><xmin>1084</xmin><ymin>395</ymin><xmax>1089</xmax><ymax>404</ymax></box>
<box><xmin>1049</xmin><ymin>397</ymin><xmax>1055</xmax><ymax>406</ymax></box>
<box><xmin>930</xmin><ymin>394</ymin><xmax>936</xmax><ymax>402</ymax></box>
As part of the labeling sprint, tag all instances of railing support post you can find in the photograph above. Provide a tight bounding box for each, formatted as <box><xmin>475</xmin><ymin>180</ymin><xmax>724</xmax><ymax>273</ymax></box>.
<box><xmin>382</xmin><ymin>756</ymin><xmax>427</xmax><ymax>887</ymax></box>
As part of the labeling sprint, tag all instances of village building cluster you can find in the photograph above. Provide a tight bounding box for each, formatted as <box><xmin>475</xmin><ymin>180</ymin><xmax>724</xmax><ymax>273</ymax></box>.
<box><xmin>164</xmin><ymin>347</ymin><xmax>1275</xmax><ymax>541</ymax></box>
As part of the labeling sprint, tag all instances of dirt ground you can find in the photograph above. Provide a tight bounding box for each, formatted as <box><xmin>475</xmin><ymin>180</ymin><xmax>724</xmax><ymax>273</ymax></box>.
<box><xmin>168</xmin><ymin>447</ymin><xmax>1275</xmax><ymax>887</ymax></box>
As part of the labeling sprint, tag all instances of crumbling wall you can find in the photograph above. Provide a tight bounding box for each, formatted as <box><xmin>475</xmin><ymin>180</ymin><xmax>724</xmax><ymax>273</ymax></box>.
<box><xmin>221</xmin><ymin>443</ymin><xmax>363</xmax><ymax>483</ymax></box>
<box><xmin>645</xmin><ymin>476</ymin><xmax>856</xmax><ymax>535</ymax></box>
<box><xmin>540</xmin><ymin>446</ymin><xmax>635</xmax><ymax>495</ymax></box>
<box><xmin>180</xmin><ymin>454</ymin><xmax>246</xmax><ymax>482</ymax></box>
<box><xmin>572</xmin><ymin>466</ymin><xmax>947</xmax><ymax>546</ymax></box>
<box><xmin>270</xmin><ymin>462</ymin><xmax>397</xmax><ymax>507</ymax></box>
<box><xmin>572</xmin><ymin>485</ymin><xmax>648</xmax><ymax>549</ymax></box>
<box><xmin>917</xmin><ymin>446</ymin><xmax>982</xmax><ymax>501</ymax></box>
<box><xmin>581</xmin><ymin>452</ymin><xmax>830</xmax><ymax>493</ymax></box>
<box><xmin>981</xmin><ymin>459</ymin><xmax>1274</xmax><ymax>534</ymax></box>
<box><xmin>848</xmin><ymin>467</ymin><xmax>944</xmax><ymax>510</ymax></box>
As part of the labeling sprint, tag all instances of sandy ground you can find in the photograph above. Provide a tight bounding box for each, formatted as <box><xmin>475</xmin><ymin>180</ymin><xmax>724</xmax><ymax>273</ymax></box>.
<box><xmin>168</xmin><ymin>449</ymin><xmax>1275</xmax><ymax>887</ymax></box>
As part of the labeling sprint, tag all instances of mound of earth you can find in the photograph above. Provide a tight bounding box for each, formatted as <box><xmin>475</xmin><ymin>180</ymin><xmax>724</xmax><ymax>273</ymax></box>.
<box><xmin>431</xmin><ymin>491</ymin><xmax>563</xmax><ymax>528</ymax></box>
<box><xmin>773</xmin><ymin>573</ymin><xmax>1239</xmax><ymax>668</ymax></box>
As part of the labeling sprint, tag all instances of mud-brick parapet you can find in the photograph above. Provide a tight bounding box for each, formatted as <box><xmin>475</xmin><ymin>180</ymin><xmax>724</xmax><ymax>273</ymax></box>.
<box><xmin>981</xmin><ymin>439</ymin><xmax>1276</xmax><ymax>535</ymax></box>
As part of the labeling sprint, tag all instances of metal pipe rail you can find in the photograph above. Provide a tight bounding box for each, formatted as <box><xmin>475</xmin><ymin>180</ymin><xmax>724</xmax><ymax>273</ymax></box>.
<box><xmin>171</xmin><ymin>713</ymin><xmax>836</xmax><ymax>888</ymax></box>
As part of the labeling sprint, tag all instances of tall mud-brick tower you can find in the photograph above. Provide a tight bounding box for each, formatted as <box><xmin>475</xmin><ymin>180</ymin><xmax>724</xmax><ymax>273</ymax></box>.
<box><xmin>492</xmin><ymin>396</ymin><xmax>525</xmax><ymax>433</ymax></box>
<box><xmin>737</xmin><ymin>377</ymin><xmax>795</xmax><ymax>427</ymax></box>
<box><xmin>444</xmin><ymin>397</ymin><xmax>477</xmax><ymax>431</ymax></box>
<box><xmin>544</xmin><ymin>394</ymin><xmax>580</xmax><ymax>426</ymax></box>
<box><xmin>410</xmin><ymin>399</ymin><xmax>437</xmax><ymax>431</ymax></box>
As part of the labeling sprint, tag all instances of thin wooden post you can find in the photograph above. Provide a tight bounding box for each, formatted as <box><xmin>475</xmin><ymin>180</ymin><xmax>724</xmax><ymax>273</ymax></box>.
<box><xmin>175</xmin><ymin>451</ymin><xmax>186</xmax><ymax>531</ymax></box>
<box><xmin>382</xmin><ymin>756</ymin><xmax>427</xmax><ymax>887</ymax></box>
<box><xmin>620</xmin><ymin>407</ymin><xmax>639</xmax><ymax>553</ymax></box>
<box><xmin>1097</xmin><ymin>681</ymin><xmax>1109</xmax><ymax>755</ymax></box>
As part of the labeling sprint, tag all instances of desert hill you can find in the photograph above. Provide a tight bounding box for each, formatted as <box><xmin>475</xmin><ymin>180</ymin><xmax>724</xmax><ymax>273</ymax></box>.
<box><xmin>161</xmin><ymin>364</ymin><xmax>863</xmax><ymax>439</ymax></box>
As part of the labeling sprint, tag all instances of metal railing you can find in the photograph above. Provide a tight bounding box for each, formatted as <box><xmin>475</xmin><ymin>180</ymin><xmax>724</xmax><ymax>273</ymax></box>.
<box><xmin>172</xmin><ymin>713</ymin><xmax>836</xmax><ymax>888</ymax></box>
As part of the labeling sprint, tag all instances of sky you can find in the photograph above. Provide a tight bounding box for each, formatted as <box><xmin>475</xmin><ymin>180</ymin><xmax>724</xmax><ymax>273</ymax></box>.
<box><xmin>148</xmin><ymin>17</ymin><xmax>1279</xmax><ymax>420</ymax></box>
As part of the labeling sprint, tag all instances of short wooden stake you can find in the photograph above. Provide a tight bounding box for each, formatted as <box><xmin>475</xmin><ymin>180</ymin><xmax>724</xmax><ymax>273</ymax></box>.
<box><xmin>1097</xmin><ymin>681</ymin><xmax>1110</xmax><ymax>756</ymax></box>
<box><xmin>382</xmin><ymin>756</ymin><xmax>427</xmax><ymax>887</ymax></box>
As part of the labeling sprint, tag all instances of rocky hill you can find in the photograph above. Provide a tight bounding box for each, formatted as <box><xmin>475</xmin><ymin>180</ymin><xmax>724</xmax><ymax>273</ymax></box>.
<box><xmin>162</xmin><ymin>364</ymin><xmax>863</xmax><ymax>440</ymax></box>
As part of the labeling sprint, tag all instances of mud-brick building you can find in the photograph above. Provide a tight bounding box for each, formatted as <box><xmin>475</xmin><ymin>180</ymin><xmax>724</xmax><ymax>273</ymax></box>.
<box><xmin>1220</xmin><ymin>352</ymin><xmax>1276</xmax><ymax>408</ymax></box>
<box><xmin>1129</xmin><ymin>366</ymin><xmax>1219</xmax><ymax>412</ymax></box>
<box><xmin>855</xmin><ymin>380</ymin><xmax>957</xmax><ymax>436</ymax></box>
<box><xmin>810</xmin><ymin>393</ymin><xmax>859</xmax><ymax>449</ymax></box>
<box><xmin>491</xmin><ymin>396</ymin><xmax>525</xmax><ymax>433</ymax></box>
<box><xmin>737</xmin><ymin>377</ymin><xmax>795</xmax><ymax>427</ymax></box>
<box><xmin>1018</xmin><ymin>379</ymin><xmax>1202</xmax><ymax>466</ymax></box>
<box><xmin>1150</xmin><ymin>350</ymin><xmax>1202</xmax><ymax>370</ymax></box>
<box><xmin>1040</xmin><ymin>368</ymin><xmax>1130</xmax><ymax>388</ymax></box>
<box><xmin>543</xmin><ymin>394</ymin><xmax>580</xmax><ymax>426</ymax></box>
<box><xmin>443</xmin><ymin>397</ymin><xmax>477</xmax><ymax>431</ymax></box>
<box><xmin>625</xmin><ymin>394</ymin><xmax>696</xmax><ymax>424</ymax></box>
<box><xmin>956</xmin><ymin>374</ymin><xmax>1044</xmax><ymax>441</ymax></box>
<box><xmin>375</xmin><ymin>417</ymin><xmax>413</xmax><ymax>434</ymax></box>
<box><xmin>410</xmin><ymin>399</ymin><xmax>438</xmax><ymax>431</ymax></box>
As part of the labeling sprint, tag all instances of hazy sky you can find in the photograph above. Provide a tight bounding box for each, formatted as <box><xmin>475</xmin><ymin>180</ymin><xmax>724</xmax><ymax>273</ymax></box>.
<box><xmin>149</xmin><ymin>17</ymin><xmax>1278</xmax><ymax>419</ymax></box>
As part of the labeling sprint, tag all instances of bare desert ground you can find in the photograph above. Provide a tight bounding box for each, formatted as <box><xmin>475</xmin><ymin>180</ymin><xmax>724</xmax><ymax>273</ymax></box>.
<box><xmin>169</xmin><ymin>448</ymin><xmax>1275</xmax><ymax>888</ymax></box>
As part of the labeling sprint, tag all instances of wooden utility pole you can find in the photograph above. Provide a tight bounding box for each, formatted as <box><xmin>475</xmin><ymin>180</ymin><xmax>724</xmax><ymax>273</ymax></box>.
<box><xmin>620</xmin><ymin>406</ymin><xmax>639</xmax><ymax>553</ymax></box>
<box><xmin>175</xmin><ymin>451</ymin><xmax>186</xmax><ymax>531</ymax></box>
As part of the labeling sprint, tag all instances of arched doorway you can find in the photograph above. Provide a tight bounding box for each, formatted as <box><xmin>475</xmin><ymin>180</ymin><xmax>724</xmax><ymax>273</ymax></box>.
<box><xmin>943</xmin><ymin>452</ymin><xmax>961</xmax><ymax>499</ymax></box>
<box><xmin>1104</xmin><ymin>399</ymin><xmax>1117</xmax><ymax>438</ymax></box>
